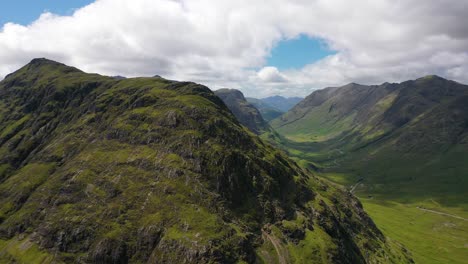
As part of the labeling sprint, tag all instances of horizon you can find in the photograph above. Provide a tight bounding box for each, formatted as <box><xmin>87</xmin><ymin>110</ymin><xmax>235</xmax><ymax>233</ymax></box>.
<box><xmin>1</xmin><ymin>0</ymin><xmax>467</xmax><ymax>97</ymax></box>
<box><xmin>6</xmin><ymin>57</ymin><xmax>464</xmax><ymax>99</ymax></box>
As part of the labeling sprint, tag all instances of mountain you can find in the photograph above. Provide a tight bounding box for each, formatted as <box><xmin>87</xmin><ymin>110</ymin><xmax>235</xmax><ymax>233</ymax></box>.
<box><xmin>271</xmin><ymin>76</ymin><xmax>468</xmax><ymax>202</ymax></box>
<box><xmin>261</xmin><ymin>96</ymin><xmax>303</xmax><ymax>112</ymax></box>
<box><xmin>270</xmin><ymin>76</ymin><xmax>468</xmax><ymax>263</ymax></box>
<box><xmin>214</xmin><ymin>89</ymin><xmax>270</xmax><ymax>134</ymax></box>
<box><xmin>0</xmin><ymin>59</ymin><xmax>410</xmax><ymax>263</ymax></box>
<box><xmin>244</xmin><ymin>96</ymin><xmax>303</xmax><ymax>122</ymax></box>
<box><xmin>246</xmin><ymin>97</ymin><xmax>284</xmax><ymax>122</ymax></box>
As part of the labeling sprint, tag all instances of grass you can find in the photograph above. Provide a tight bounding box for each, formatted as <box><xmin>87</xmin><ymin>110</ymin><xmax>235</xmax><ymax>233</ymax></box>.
<box><xmin>0</xmin><ymin>115</ymin><xmax>31</xmax><ymax>139</ymax></box>
<box><xmin>267</xmin><ymin>77</ymin><xmax>468</xmax><ymax>264</ymax></box>
<box><xmin>272</xmin><ymin>131</ymin><xmax>468</xmax><ymax>264</ymax></box>
<box><xmin>269</xmin><ymin>136</ymin><xmax>468</xmax><ymax>263</ymax></box>
<box><xmin>325</xmin><ymin>144</ymin><xmax>468</xmax><ymax>209</ymax></box>
<box><xmin>362</xmin><ymin>200</ymin><xmax>468</xmax><ymax>264</ymax></box>
<box><xmin>318</xmin><ymin>172</ymin><xmax>468</xmax><ymax>264</ymax></box>
<box><xmin>287</xmin><ymin>228</ymin><xmax>337</xmax><ymax>263</ymax></box>
<box><xmin>0</xmin><ymin>237</ymin><xmax>57</xmax><ymax>263</ymax></box>
<box><xmin>273</xmin><ymin>100</ymin><xmax>357</xmax><ymax>142</ymax></box>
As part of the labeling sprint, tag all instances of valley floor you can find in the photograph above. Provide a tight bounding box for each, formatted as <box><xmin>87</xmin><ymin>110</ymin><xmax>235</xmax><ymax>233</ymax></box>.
<box><xmin>322</xmin><ymin>172</ymin><xmax>468</xmax><ymax>264</ymax></box>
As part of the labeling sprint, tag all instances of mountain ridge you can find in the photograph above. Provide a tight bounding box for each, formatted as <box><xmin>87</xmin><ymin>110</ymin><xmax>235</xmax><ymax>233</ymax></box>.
<box><xmin>0</xmin><ymin>59</ymin><xmax>411</xmax><ymax>263</ymax></box>
<box><xmin>271</xmin><ymin>75</ymin><xmax>468</xmax><ymax>205</ymax></box>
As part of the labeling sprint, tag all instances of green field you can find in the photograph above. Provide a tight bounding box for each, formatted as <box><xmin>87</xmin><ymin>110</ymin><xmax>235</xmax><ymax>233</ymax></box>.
<box><xmin>362</xmin><ymin>200</ymin><xmax>467</xmax><ymax>264</ymax></box>
<box><xmin>319</xmin><ymin>172</ymin><xmax>468</xmax><ymax>264</ymax></box>
<box><xmin>265</xmin><ymin>131</ymin><xmax>468</xmax><ymax>263</ymax></box>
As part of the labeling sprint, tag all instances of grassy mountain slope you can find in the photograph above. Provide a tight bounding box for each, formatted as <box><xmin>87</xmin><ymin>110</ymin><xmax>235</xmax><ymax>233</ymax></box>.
<box><xmin>271</xmin><ymin>76</ymin><xmax>468</xmax><ymax>205</ymax></box>
<box><xmin>269</xmin><ymin>76</ymin><xmax>468</xmax><ymax>263</ymax></box>
<box><xmin>246</xmin><ymin>97</ymin><xmax>284</xmax><ymax>122</ymax></box>
<box><xmin>214</xmin><ymin>89</ymin><xmax>271</xmax><ymax>134</ymax></box>
<box><xmin>0</xmin><ymin>59</ymin><xmax>410</xmax><ymax>263</ymax></box>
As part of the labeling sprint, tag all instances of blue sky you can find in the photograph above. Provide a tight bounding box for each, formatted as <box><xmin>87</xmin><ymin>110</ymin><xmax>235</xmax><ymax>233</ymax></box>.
<box><xmin>0</xmin><ymin>0</ymin><xmax>94</xmax><ymax>26</ymax></box>
<box><xmin>267</xmin><ymin>35</ymin><xmax>336</xmax><ymax>70</ymax></box>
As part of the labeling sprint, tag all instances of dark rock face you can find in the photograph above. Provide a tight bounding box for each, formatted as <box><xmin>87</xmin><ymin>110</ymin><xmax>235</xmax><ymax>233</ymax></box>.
<box><xmin>0</xmin><ymin>59</ymin><xmax>411</xmax><ymax>263</ymax></box>
<box><xmin>214</xmin><ymin>88</ymin><xmax>270</xmax><ymax>134</ymax></box>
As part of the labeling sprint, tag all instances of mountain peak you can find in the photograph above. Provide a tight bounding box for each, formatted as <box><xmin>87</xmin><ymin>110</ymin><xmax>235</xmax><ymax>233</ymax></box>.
<box><xmin>29</xmin><ymin>57</ymin><xmax>57</xmax><ymax>64</ymax></box>
<box><xmin>215</xmin><ymin>88</ymin><xmax>246</xmax><ymax>100</ymax></box>
<box><xmin>344</xmin><ymin>82</ymin><xmax>364</xmax><ymax>87</ymax></box>
<box><xmin>265</xmin><ymin>95</ymin><xmax>283</xmax><ymax>100</ymax></box>
<box><xmin>2</xmin><ymin>58</ymin><xmax>83</xmax><ymax>82</ymax></box>
<box><xmin>9</xmin><ymin>58</ymin><xmax>83</xmax><ymax>78</ymax></box>
<box><xmin>26</xmin><ymin>58</ymin><xmax>71</xmax><ymax>69</ymax></box>
<box><xmin>416</xmin><ymin>75</ymin><xmax>446</xmax><ymax>82</ymax></box>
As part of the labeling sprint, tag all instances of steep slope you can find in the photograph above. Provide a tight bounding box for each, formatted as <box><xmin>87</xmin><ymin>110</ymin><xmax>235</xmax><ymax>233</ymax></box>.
<box><xmin>214</xmin><ymin>89</ymin><xmax>270</xmax><ymax>134</ymax></box>
<box><xmin>270</xmin><ymin>76</ymin><xmax>468</xmax><ymax>263</ymax></box>
<box><xmin>271</xmin><ymin>75</ymin><xmax>468</xmax><ymax>204</ymax></box>
<box><xmin>262</xmin><ymin>96</ymin><xmax>303</xmax><ymax>112</ymax></box>
<box><xmin>0</xmin><ymin>59</ymin><xmax>410</xmax><ymax>263</ymax></box>
<box><xmin>246</xmin><ymin>97</ymin><xmax>284</xmax><ymax>121</ymax></box>
<box><xmin>270</xmin><ymin>83</ymin><xmax>395</xmax><ymax>142</ymax></box>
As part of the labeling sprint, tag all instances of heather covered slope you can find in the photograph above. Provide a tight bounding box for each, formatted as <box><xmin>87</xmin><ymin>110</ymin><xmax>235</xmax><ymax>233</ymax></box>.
<box><xmin>0</xmin><ymin>59</ymin><xmax>410</xmax><ymax>263</ymax></box>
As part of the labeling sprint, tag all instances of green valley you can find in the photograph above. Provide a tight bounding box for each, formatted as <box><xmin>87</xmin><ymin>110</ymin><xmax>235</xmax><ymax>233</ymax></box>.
<box><xmin>269</xmin><ymin>76</ymin><xmax>468</xmax><ymax>264</ymax></box>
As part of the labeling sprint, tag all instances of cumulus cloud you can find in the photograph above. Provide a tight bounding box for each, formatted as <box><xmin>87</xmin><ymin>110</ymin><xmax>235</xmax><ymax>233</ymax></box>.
<box><xmin>1</xmin><ymin>0</ymin><xmax>467</xmax><ymax>97</ymax></box>
<box><xmin>257</xmin><ymin>67</ymin><xmax>287</xmax><ymax>83</ymax></box>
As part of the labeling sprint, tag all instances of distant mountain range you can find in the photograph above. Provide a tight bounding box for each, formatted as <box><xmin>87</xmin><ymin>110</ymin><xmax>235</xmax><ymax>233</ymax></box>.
<box><xmin>0</xmin><ymin>59</ymin><xmax>410</xmax><ymax>263</ymax></box>
<box><xmin>245</xmin><ymin>97</ymin><xmax>284</xmax><ymax>121</ymax></box>
<box><xmin>246</xmin><ymin>96</ymin><xmax>303</xmax><ymax>121</ymax></box>
<box><xmin>261</xmin><ymin>96</ymin><xmax>304</xmax><ymax>112</ymax></box>
<box><xmin>271</xmin><ymin>75</ymin><xmax>468</xmax><ymax>205</ymax></box>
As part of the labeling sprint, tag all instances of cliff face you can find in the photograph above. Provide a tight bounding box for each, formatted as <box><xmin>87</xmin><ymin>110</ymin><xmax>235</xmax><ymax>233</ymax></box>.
<box><xmin>0</xmin><ymin>59</ymin><xmax>411</xmax><ymax>263</ymax></box>
<box><xmin>214</xmin><ymin>88</ymin><xmax>271</xmax><ymax>134</ymax></box>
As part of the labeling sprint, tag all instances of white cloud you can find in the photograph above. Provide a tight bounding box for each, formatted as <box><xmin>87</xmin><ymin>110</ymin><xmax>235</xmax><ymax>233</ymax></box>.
<box><xmin>1</xmin><ymin>0</ymin><xmax>467</xmax><ymax>97</ymax></box>
<box><xmin>257</xmin><ymin>67</ymin><xmax>287</xmax><ymax>83</ymax></box>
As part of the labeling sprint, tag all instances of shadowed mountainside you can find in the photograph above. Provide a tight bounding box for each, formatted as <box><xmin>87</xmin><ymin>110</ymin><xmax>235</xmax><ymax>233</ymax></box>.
<box><xmin>271</xmin><ymin>75</ymin><xmax>468</xmax><ymax>205</ymax></box>
<box><xmin>214</xmin><ymin>88</ymin><xmax>271</xmax><ymax>134</ymax></box>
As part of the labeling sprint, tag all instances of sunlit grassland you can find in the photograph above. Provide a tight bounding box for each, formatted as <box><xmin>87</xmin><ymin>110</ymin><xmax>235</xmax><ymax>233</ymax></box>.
<box><xmin>320</xmin><ymin>172</ymin><xmax>468</xmax><ymax>264</ymax></box>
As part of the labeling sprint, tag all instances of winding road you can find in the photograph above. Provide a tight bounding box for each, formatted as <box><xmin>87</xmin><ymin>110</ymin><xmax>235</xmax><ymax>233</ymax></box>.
<box><xmin>416</xmin><ymin>207</ymin><xmax>468</xmax><ymax>221</ymax></box>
